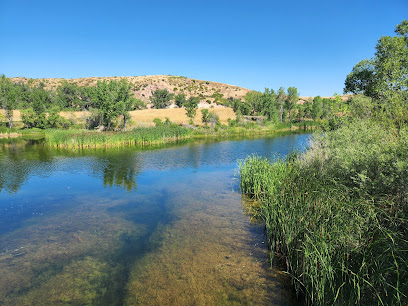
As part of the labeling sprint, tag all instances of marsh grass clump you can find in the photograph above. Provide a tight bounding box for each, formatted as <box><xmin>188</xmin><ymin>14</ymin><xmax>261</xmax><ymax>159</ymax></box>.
<box><xmin>239</xmin><ymin>120</ymin><xmax>408</xmax><ymax>305</ymax></box>
<box><xmin>45</xmin><ymin>125</ymin><xmax>192</xmax><ymax>148</ymax></box>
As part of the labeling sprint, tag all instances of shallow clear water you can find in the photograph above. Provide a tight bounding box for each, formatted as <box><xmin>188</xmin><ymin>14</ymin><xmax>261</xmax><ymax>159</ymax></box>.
<box><xmin>0</xmin><ymin>133</ymin><xmax>309</xmax><ymax>305</ymax></box>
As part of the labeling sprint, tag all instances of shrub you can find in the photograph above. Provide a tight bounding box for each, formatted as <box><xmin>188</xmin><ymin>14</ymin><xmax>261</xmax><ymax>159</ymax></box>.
<box><xmin>153</xmin><ymin>118</ymin><xmax>163</xmax><ymax>127</ymax></box>
<box><xmin>201</xmin><ymin>109</ymin><xmax>210</xmax><ymax>124</ymax></box>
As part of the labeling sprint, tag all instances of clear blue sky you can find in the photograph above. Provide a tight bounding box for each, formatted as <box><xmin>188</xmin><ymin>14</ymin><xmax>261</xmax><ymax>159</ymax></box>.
<box><xmin>1</xmin><ymin>0</ymin><xmax>406</xmax><ymax>96</ymax></box>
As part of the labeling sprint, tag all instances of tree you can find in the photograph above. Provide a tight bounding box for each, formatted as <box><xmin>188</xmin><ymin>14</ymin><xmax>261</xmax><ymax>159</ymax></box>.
<box><xmin>150</xmin><ymin>89</ymin><xmax>173</xmax><ymax>109</ymax></box>
<box><xmin>244</xmin><ymin>91</ymin><xmax>263</xmax><ymax>115</ymax></box>
<box><xmin>285</xmin><ymin>87</ymin><xmax>298</xmax><ymax>121</ymax></box>
<box><xmin>262</xmin><ymin>88</ymin><xmax>278</xmax><ymax>122</ymax></box>
<box><xmin>184</xmin><ymin>96</ymin><xmax>200</xmax><ymax>121</ymax></box>
<box><xmin>296</xmin><ymin>103</ymin><xmax>305</xmax><ymax>122</ymax></box>
<box><xmin>201</xmin><ymin>109</ymin><xmax>210</xmax><ymax>124</ymax></box>
<box><xmin>174</xmin><ymin>93</ymin><xmax>187</xmax><ymax>108</ymax></box>
<box><xmin>303</xmin><ymin>100</ymin><xmax>312</xmax><ymax>119</ymax></box>
<box><xmin>56</xmin><ymin>81</ymin><xmax>82</xmax><ymax>109</ymax></box>
<box><xmin>232</xmin><ymin>98</ymin><xmax>251</xmax><ymax>116</ymax></box>
<box><xmin>115</xmin><ymin>79</ymin><xmax>138</xmax><ymax>131</ymax></box>
<box><xmin>374</xmin><ymin>34</ymin><xmax>408</xmax><ymax>98</ymax></box>
<box><xmin>277</xmin><ymin>87</ymin><xmax>286</xmax><ymax>123</ymax></box>
<box><xmin>344</xmin><ymin>20</ymin><xmax>408</xmax><ymax>100</ymax></box>
<box><xmin>93</xmin><ymin>80</ymin><xmax>117</xmax><ymax>130</ymax></box>
<box><xmin>344</xmin><ymin>59</ymin><xmax>376</xmax><ymax>97</ymax></box>
<box><xmin>344</xmin><ymin>20</ymin><xmax>408</xmax><ymax>128</ymax></box>
<box><xmin>395</xmin><ymin>19</ymin><xmax>408</xmax><ymax>39</ymax></box>
<box><xmin>311</xmin><ymin>96</ymin><xmax>323</xmax><ymax>120</ymax></box>
<box><xmin>90</xmin><ymin>79</ymin><xmax>139</xmax><ymax>130</ymax></box>
<box><xmin>0</xmin><ymin>75</ymin><xmax>19</xmax><ymax>128</ymax></box>
<box><xmin>47</xmin><ymin>106</ymin><xmax>69</xmax><ymax>128</ymax></box>
<box><xmin>21</xmin><ymin>86</ymin><xmax>53</xmax><ymax>128</ymax></box>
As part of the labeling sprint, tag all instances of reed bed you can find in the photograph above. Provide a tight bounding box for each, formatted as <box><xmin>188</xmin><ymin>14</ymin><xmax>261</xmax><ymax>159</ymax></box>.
<box><xmin>43</xmin><ymin>122</ymin><xmax>316</xmax><ymax>149</ymax></box>
<box><xmin>239</xmin><ymin>120</ymin><xmax>408</xmax><ymax>305</ymax></box>
<box><xmin>45</xmin><ymin>126</ymin><xmax>192</xmax><ymax>148</ymax></box>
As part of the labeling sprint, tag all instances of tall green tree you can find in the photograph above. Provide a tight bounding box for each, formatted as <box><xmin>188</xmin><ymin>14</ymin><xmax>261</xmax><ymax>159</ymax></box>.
<box><xmin>91</xmin><ymin>79</ymin><xmax>139</xmax><ymax>130</ymax></box>
<box><xmin>244</xmin><ymin>91</ymin><xmax>264</xmax><ymax>115</ymax></box>
<box><xmin>93</xmin><ymin>80</ymin><xmax>117</xmax><ymax>130</ymax></box>
<box><xmin>56</xmin><ymin>81</ymin><xmax>82</xmax><ymax>109</ymax></box>
<box><xmin>150</xmin><ymin>89</ymin><xmax>173</xmax><ymax>109</ymax></box>
<box><xmin>344</xmin><ymin>20</ymin><xmax>408</xmax><ymax>127</ymax></box>
<box><xmin>344</xmin><ymin>20</ymin><xmax>408</xmax><ymax>100</ymax></box>
<box><xmin>115</xmin><ymin>79</ymin><xmax>139</xmax><ymax>131</ymax></box>
<box><xmin>21</xmin><ymin>86</ymin><xmax>53</xmax><ymax>128</ymax></box>
<box><xmin>262</xmin><ymin>88</ymin><xmax>278</xmax><ymax>122</ymax></box>
<box><xmin>0</xmin><ymin>75</ymin><xmax>20</xmax><ymax>128</ymax></box>
<box><xmin>311</xmin><ymin>96</ymin><xmax>323</xmax><ymax>120</ymax></box>
<box><xmin>276</xmin><ymin>87</ymin><xmax>286</xmax><ymax>123</ymax></box>
<box><xmin>184</xmin><ymin>96</ymin><xmax>200</xmax><ymax>121</ymax></box>
<box><xmin>285</xmin><ymin>87</ymin><xmax>298</xmax><ymax>121</ymax></box>
<box><xmin>344</xmin><ymin>59</ymin><xmax>377</xmax><ymax>97</ymax></box>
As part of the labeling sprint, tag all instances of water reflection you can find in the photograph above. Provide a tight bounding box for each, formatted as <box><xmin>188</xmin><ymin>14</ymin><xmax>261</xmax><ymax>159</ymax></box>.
<box><xmin>0</xmin><ymin>133</ymin><xmax>310</xmax><ymax>305</ymax></box>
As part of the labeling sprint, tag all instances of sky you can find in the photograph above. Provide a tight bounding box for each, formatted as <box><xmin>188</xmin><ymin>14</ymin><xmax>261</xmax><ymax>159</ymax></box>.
<box><xmin>0</xmin><ymin>0</ymin><xmax>407</xmax><ymax>96</ymax></box>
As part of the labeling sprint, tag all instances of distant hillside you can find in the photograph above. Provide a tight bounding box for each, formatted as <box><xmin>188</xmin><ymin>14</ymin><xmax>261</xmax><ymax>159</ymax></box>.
<box><xmin>8</xmin><ymin>75</ymin><xmax>352</xmax><ymax>107</ymax></box>
<box><xmin>9</xmin><ymin>75</ymin><xmax>251</xmax><ymax>106</ymax></box>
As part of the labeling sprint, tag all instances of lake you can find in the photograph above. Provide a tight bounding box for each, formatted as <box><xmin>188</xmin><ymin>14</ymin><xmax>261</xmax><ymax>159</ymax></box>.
<box><xmin>0</xmin><ymin>133</ymin><xmax>309</xmax><ymax>305</ymax></box>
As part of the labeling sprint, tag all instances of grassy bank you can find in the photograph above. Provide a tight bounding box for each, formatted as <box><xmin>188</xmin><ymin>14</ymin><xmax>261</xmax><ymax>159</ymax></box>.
<box><xmin>33</xmin><ymin>120</ymin><xmax>319</xmax><ymax>148</ymax></box>
<box><xmin>239</xmin><ymin>120</ymin><xmax>407</xmax><ymax>305</ymax></box>
<box><xmin>44</xmin><ymin>125</ymin><xmax>193</xmax><ymax>148</ymax></box>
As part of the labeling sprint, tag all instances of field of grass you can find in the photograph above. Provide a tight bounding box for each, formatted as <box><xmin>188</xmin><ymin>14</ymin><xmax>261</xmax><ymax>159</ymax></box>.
<box><xmin>239</xmin><ymin>120</ymin><xmax>408</xmax><ymax>305</ymax></box>
<box><xmin>0</xmin><ymin>107</ymin><xmax>237</xmax><ymax>128</ymax></box>
<box><xmin>128</xmin><ymin>107</ymin><xmax>236</xmax><ymax>126</ymax></box>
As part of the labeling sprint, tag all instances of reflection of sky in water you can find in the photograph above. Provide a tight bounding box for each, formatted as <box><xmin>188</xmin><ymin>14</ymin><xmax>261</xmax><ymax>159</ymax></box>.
<box><xmin>0</xmin><ymin>134</ymin><xmax>310</xmax><ymax>235</ymax></box>
<box><xmin>0</xmin><ymin>134</ymin><xmax>310</xmax><ymax>304</ymax></box>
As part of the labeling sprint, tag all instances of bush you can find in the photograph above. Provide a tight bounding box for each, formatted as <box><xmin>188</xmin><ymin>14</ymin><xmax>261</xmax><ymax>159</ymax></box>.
<box><xmin>153</xmin><ymin>118</ymin><xmax>163</xmax><ymax>127</ymax></box>
<box><xmin>150</xmin><ymin>89</ymin><xmax>174</xmax><ymax>109</ymax></box>
<box><xmin>201</xmin><ymin>109</ymin><xmax>210</xmax><ymax>124</ymax></box>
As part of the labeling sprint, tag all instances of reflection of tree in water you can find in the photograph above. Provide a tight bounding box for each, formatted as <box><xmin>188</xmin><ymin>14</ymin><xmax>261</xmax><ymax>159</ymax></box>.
<box><xmin>102</xmin><ymin>152</ymin><xmax>140</xmax><ymax>192</ymax></box>
<box><xmin>0</xmin><ymin>140</ymin><xmax>141</xmax><ymax>194</ymax></box>
<box><xmin>0</xmin><ymin>140</ymin><xmax>51</xmax><ymax>193</ymax></box>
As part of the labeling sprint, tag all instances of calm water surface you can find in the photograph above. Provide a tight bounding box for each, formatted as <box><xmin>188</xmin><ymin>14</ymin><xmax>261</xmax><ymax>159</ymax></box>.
<box><xmin>0</xmin><ymin>133</ymin><xmax>309</xmax><ymax>305</ymax></box>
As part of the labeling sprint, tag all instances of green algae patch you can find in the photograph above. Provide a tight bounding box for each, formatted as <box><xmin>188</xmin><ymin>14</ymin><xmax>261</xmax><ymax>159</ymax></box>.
<box><xmin>0</xmin><ymin>197</ymin><xmax>145</xmax><ymax>305</ymax></box>
<box><xmin>5</xmin><ymin>257</ymin><xmax>116</xmax><ymax>305</ymax></box>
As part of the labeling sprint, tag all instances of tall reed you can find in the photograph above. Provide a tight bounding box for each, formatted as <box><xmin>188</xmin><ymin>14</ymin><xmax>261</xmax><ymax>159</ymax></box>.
<box><xmin>239</xmin><ymin>120</ymin><xmax>408</xmax><ymax>305</ymax></box>
<box><xmin>44</xmin><ymin>126</ymin><xmax>192</xmax><ymax>148</ymax></box>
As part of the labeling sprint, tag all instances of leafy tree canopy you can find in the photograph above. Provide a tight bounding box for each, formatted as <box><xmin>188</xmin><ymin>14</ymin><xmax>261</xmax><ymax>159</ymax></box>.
<box><xmin>150</xmin><ymin>89</ymin><xmax>174</xmax><ymax>109</ymax></box>
<box><xmin>344</xmin><ymin>20</ymin><xmax>408</xmax><ymax>100</ymax></box>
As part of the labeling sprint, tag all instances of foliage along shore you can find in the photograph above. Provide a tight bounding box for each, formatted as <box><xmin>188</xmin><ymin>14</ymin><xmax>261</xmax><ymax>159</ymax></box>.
<box><xmin>240</xmin><ymin>20</ymin><xmax>408</xmax><ymax>305</ymax></box>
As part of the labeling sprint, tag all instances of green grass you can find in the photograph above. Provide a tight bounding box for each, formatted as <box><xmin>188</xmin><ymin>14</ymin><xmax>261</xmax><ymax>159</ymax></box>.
<box><xmin>45</xmin><ymin>125</ymin><xmax>192</xmax><ymax>148</ymax></box>
<box><xmin>41</xmin><ymin>121</ymin><xmax>318</xmax><ymax>149</ymax></box>
<box><xmin>239</xmin><ymin>120</ymin><xmax>408</xmax><ymax>305</ymax></box>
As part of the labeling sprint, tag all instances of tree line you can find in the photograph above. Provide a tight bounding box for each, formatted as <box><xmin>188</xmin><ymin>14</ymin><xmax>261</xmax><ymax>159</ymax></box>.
<box><xmin>1</xmin><ymin>76</ymin><xmax>349</xmax><ymax>130</ymax></box>
<box><xmin>0</xmin><ymin>78</ymin><xmax>144</xmax><ymax>130</ymax></box>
